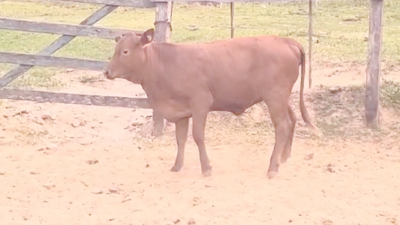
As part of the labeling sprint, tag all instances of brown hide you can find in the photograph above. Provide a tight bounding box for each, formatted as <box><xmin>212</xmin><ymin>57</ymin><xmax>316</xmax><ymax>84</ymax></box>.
<box><xmin>104</xmin><ymin>29</ymin><xmax>319</xmax><ymax>178</ymax></box>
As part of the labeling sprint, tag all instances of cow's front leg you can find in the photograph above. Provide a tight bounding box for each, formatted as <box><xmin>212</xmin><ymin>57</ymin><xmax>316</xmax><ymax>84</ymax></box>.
<box><xmin>170</xmin><ymin>117</ymin><xmax>189</xmax><ymax>172</ymax></box>
<box><xmin>192</xmin><ymin>112</ymin><xmax>212</xmax><ymax>176</ymax></box>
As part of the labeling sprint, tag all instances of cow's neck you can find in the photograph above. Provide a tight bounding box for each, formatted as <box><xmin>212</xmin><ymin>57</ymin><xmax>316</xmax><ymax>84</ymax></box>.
<box><xmin>140</xmin><ymin>43</ymin><xmax>173</xmax><ymax>103</ymax></box>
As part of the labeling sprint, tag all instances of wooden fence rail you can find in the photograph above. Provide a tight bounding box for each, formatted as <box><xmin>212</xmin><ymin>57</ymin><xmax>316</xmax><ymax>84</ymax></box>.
<box><xmin>58</xmin><ymin>0</ymin><xmax>156</xmax><ymax>7</ymax></box>
<box><xmin>0</xmin><ymin>52</ymin><xmax>107</xmax><ymax>71</ymax></box>
<box><xmin>151</xmin><ymin>0</ymin><xmax>303</xmax><ymax>2</ymax></box>
<box><xmin>0</xmin><ymin>88</ymin><xmax>151</xmax><ymax>109</ymax></box>
<box><xmin>0</xmin><ymin>18</ymin><xmax>143</xmax><ymax>39</ymax></box>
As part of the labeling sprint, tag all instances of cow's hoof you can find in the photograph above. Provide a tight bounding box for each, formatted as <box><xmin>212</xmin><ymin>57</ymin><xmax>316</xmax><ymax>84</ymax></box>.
<box><xmin>202</xmin><ymin>169</ymin><xmax>212</xmax><ymax>177</ymax></box>
<box><xmin>267</xmin><ymin>170</ymin><xmax>278</xmax><ymax>179</ymax></box>
<box><xmin>170</xmin><ymin>165</ymin><xmax>182</xmax><ymax>172</ymax></box>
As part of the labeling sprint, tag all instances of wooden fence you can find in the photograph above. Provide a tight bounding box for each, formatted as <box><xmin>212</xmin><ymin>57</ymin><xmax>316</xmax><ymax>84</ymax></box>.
<box><xmin>0</xmin><ymin>0</ymin><xmax>313</xmax><ymax>138</ymax></box>
<box><xmin>0</xmin><ymin>0</ymin><xmax>172</xmax><ymax>137</ymax></box>
<box><xmin>0</xmin><ymin>0</ymin><xmax>384</xmax><ymax>132</ymax></box>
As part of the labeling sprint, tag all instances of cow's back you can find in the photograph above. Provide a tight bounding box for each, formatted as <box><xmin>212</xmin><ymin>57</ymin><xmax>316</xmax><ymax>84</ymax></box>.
<box><xmin>191</xmin><ymin>36</ymin><xmax>301</xmax><ymax>113</ymax></box>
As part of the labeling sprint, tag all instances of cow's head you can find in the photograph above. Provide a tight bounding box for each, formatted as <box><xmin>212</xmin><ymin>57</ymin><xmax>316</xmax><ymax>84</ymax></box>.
<box><xmin>103</xmin><ymin>28</ymin><xmax>154</xmax><ymax>83</ymax></box>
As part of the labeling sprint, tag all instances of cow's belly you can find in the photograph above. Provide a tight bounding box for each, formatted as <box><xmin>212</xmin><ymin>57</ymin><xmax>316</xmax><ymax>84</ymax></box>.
<box><xmin>152</xmin><ymin>100</ymin><xmax>192</xmax><ymax>123</ymax></box>
<box><xmin>209</xmin><ymin>82</ymin><xmax>262</xmax><ymax>115</ymax></box>
<box><xmin>210</xmin><ymin>96</ymin><xmax>262</xmax><ymax>115</ymax></box>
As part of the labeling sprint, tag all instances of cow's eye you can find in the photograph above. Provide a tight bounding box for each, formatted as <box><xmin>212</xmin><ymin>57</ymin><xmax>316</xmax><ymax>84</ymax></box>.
<box><xmin>122</xmin><ymin>50</ymin><xmax>129</xmax><ymax>55</ymax></box>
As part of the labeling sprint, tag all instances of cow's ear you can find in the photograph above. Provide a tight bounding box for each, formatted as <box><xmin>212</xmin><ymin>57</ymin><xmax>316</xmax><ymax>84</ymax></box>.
<box><xmin>140</xmin><ymin>28</ymin><xmax>154</xmax><ymax>45</ymax></box>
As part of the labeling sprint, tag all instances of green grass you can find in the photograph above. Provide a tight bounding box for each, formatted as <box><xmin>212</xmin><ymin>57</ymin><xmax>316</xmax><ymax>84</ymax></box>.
<box><xmin>0</xmin><ymin>0</ymin><xmax>399</xmax><ymax>88</ymax></box>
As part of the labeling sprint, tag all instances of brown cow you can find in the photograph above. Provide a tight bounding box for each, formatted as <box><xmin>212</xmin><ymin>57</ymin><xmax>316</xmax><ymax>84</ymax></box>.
<box><xmin>103</xmin><ymin>29</ymin><xmax>320</xmax><ymax>178</ymax></box>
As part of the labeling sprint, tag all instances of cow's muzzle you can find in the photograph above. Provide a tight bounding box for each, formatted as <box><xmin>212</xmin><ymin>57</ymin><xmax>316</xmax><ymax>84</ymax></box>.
<box><xmin>102</xmin><ymin>69</ymin><xmax>115</xmax><ymax>80</ymax></box>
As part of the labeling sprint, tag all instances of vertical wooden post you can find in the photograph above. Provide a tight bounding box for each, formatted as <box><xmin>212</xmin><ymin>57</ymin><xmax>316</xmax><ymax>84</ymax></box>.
<box><xmin>365</xmin><ymin>0</ymin><xmax>384</xmax><ymax>128</ymax></box>
<box><xmin>230</xmin><ymin>2</ymin><xmax>234</xmax><ymax>38</ymax></box>
<box><xmin>152</xmin><ymin>1</ymin><xmax>173</xmax><ymax>137</ymax></box>
<box><xmin>308</xmin><ymin>0</ymin><xmax>313</xmax><ymax>88</ymax></box>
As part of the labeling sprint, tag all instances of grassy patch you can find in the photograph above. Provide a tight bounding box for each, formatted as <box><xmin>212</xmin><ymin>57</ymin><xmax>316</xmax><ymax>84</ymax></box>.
<box><xmin>12</xmin><ymin>126</ymin><xmax>51</xmax><ymax>145</ymax></box>
<box><xmin>10</xmin><ymin>67</ymin><xmax>65</xmax><ymax>89</ymax></box>
<box><xmin>0</xmin><ymin>0</ymin><xmax>400</xmax><ymax>88</ymax></box>
<box><xmin>311</xmin><ymin>79</ymin><xmax>400</xmax><ymax>141</ymax></box>
<box><xmin>78</xmin><ymin>74</ymin><xmax>102</xmax><ymax>84</ymax></box>
<box><xmin>381</xmin><ymin>79</ymin><xmax>400</xmax><ymax>109</ymax></box>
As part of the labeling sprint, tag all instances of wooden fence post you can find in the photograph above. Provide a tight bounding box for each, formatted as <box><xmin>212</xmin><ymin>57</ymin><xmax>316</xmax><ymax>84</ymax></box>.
<box><xmin>308</xmin><ymin>0</ymin><xmax>313</xmax><ymax>88</ymax></box>
<box><xmin>365</xmin><ymin>0</ymin><xmax>384</xmax><ymax>128</ymax></box>
<box><xmin>152</xmin><ymin>1</ymin><xmax>173</xmax><ymax>137</ymax></box>
<box><xmin>230</xmin><ymin>2</ymin><xmax>234</xmax><ymax>38</ymax></box>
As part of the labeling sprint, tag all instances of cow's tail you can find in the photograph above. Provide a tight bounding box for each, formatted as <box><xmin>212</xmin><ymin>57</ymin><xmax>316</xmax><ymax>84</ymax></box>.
<box><xmin>297</xmin><ymin>44</ymin><xmax>323</xmax><ymax>137</ymax></box>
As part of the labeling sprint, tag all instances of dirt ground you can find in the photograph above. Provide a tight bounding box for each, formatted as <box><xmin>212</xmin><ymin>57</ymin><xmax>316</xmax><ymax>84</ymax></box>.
<box><xmin>1</xmin><ymin>63</ymin><xmax>400</xmax><ymax>225</ymax></box>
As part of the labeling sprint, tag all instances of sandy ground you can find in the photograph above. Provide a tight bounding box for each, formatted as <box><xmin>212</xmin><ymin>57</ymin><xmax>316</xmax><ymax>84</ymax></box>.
<box><xmin>1</xmin><ymin>63</ymin><xmax>400</xmax><ymax>225</ymax></box>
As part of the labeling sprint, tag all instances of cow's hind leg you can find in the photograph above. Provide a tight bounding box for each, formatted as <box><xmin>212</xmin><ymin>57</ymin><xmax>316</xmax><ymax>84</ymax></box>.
<box><xmin>171</xmin><ymin>117</ymin><xmax>189</xmax><ymax>172</ymax></box>
<box><xmin>192</xmin><ymin>112</ymin><xmax>212</xmax><ymax>176</ymax></box>
<box><xmin>265</xmin><ymin>100</ymin><xmax>292</xmax><ymax>179</ymax></box>
<box><xmin>281</xmin><ymin>104</ymin><xmax>296</xmax><ymax>164</ymax></box>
